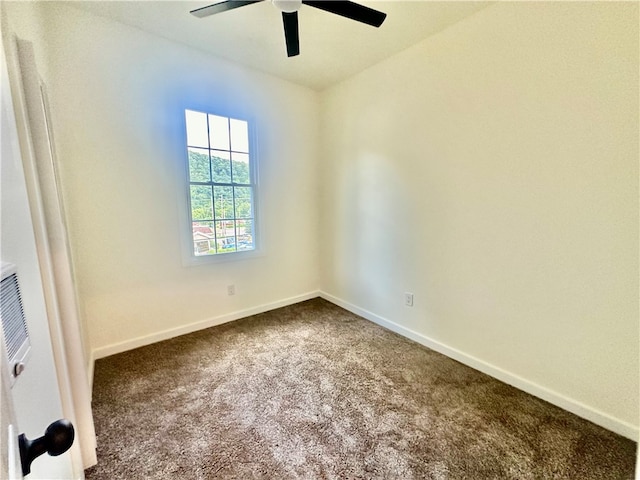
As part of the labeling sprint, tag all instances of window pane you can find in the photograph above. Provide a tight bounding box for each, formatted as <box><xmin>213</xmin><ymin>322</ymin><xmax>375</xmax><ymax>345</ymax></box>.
<box><xmin>215</xmin><ymin>220</ymin><xmax>236</xmax><ymax>252</ymax></box>
<box><xmin>215</xmin><ymin>220</ymin><xmax>235</xmax><ymax>238</ymax></box>
<box><xmin>188</xmin><ymin>148</ymin><xmax>210</xmax><ymax>182</ymax></box>
<box><xmin>234</xmin><ymin>187</ymin><xmax>252</xmax><ymax>219</ymax></box>
<box><xmin>190</xmin><ymin>185</ymin><xmax>213</xmax><ymax>220</ymax></box>
<box><xmin>185</xmin><ymin>110</ymin><xmax>208</xmax><ymax>148</ymax></box>
<box><xmin>211</xmin><ymin>151</ymin><xmax>231</xmax><ymax>183</ymax></box>
<box><xmin>209</xmin><ymin>114</ymin><xmax>230</xmax><ymax>151</ymax></box>
<box><xmin>231</xmin><ymin>152</ymin><xmax>250</xmax><ymax>184</ymax></box>
<box><xmin>230</xmin><ymin>119</ymin><xmax>249</xmax><ymax>153</ymax></box>
<box><xmin>213</xmin><ymin>186</ymin><xmax>234</xmax><ymax>220</ymax></box>
<box><xmin>236</xmin><ymin>219</ymin><xmax>254</xmax><ymax>251</ymax></box>
<box><xmin>192</xmin><ymin>222</ymin><xmax>215</xmax><ymax>256</ymax></box>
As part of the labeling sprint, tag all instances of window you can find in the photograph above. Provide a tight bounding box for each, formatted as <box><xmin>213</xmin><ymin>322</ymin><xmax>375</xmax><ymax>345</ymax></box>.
<box><xmin>185</xmin><ymin>109</ymin><xmax>256</xmax><ymax>256</ymax></box>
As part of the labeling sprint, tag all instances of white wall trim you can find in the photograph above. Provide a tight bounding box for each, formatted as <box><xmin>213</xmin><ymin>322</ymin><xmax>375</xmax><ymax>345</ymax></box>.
<box><xmin>87</xmin><ymin>349</ymin><xmax>95</xmax><ymax>398</ymax></box>
<box><xmin>92</xmin><ymin>291</ymin><xmax>320</xmax><ymax>360</ymax></box>
<box><xmin>319</xmin><ymin>291</ymin><xmax>639</xmax><ymax>442</ymax></box>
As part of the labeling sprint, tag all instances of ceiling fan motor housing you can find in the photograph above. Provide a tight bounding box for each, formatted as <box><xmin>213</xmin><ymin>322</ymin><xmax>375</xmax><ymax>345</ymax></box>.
<box><xmin>272</xmin><ymin>0</ymin><xmax>302</xmax><ymax>13</ymax></box>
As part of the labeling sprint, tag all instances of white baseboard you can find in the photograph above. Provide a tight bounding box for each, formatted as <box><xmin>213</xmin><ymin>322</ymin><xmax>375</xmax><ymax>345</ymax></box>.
<box><xmin>92</xmin><ymin>291</ymin><xmax>320</xmax><ymax>360</ymax></box>
<box><xmin>319</xmin><ymin>291</ymin><xmax>639</xmax><ymax>442</ymax></box>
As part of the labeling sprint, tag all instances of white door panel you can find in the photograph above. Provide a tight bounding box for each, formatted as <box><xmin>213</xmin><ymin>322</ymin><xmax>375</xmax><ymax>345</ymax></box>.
<box><xmin>1</xmin><ymin>29</ymin><xmax>75</xmax><ymax>480</ymax></box>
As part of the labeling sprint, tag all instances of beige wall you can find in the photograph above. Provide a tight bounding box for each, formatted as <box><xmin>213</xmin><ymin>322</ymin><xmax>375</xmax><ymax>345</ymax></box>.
<box><xmin>319</xmin><ymin>2</ymin><xmax>638</xmax><ymax>435</ymax></box>
<box><xmin>36</xmin><ymin>3</ymin><xmax>320</xmax><ymax>356</ymax></box>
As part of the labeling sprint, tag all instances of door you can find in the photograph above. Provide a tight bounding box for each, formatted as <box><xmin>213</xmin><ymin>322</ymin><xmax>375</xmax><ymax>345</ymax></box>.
<box><xmin>1</xmin><ymin>30</ymin><xmax>76</xmax><ymax>480</ymax></box>
<box><xmin>13</xmin><ymin>36</ymin><xmax>96</xmax><ymax>472</ymax></box>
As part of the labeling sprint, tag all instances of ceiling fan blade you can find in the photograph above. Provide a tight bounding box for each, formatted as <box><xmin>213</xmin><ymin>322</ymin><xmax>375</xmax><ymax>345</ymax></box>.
<box><xmin>282</xmin><ymin>11</ymin><xmax>300</xmax><ymax>57</ymax></box>
<box><xmin>302</xmin><ymin>1</ymin><xmax>386</xmax><ymax>27</ymax></box>
<box><xmin>190</xmin><ymin>0</ymin><xmax>264</xmax><ymax>18</ymax></box>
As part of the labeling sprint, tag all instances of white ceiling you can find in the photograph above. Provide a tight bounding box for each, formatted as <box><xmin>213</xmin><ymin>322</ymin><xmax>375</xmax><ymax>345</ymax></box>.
<box><xmin>68</xmin><ymin>1</ymin><xmax>490</xmax><ymax>91</ymax></box>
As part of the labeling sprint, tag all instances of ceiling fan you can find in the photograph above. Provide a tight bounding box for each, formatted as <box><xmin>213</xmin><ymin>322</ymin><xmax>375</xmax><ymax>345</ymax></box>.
<box><xmin>190</xmin><ymin>0</ymin><xmax>387</xmax><ymax>57</ymax></box>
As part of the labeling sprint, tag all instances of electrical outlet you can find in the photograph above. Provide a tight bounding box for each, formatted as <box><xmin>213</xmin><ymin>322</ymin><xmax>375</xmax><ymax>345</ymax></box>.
<box><xmin>227</xmin><ymin>285</ymin><xmax>235</xmax><ymax>296</ymax></box>
<box><xmin>404</xmin><ymin>292</ymin><xmax>414</xmax><ymax>307</ymax></box>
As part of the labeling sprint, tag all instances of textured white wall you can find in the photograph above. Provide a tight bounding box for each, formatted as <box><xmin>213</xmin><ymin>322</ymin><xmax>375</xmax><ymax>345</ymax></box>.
<box><xmin>319</xmin><ymin>3</ymin><xmax>638</xmax><ymax>433</ymax></box>
<box><xmin>38</xmin><ymin>3</ymin><xmax>320</xmax><ymax>355</ymax></box>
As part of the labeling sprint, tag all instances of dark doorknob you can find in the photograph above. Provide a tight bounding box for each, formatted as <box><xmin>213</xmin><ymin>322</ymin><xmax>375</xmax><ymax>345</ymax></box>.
<box><xmin>19</xmin><ymin>419</ymin><xmax>75</xmax><ymax>476</ymax></box>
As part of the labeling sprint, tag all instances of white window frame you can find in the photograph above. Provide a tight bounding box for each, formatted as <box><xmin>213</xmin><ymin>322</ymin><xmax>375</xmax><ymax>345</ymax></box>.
<box><xmin>179</xmin><ymin>108</ymin><xmax>261</xmax><ymax>266</ymax></box>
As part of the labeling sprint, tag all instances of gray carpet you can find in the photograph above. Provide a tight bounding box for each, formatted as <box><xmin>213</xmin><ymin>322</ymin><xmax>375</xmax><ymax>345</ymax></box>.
<box><xmin>86</xmin><ymin>298</ymin><xmax>636</xmax><ymax>479</ymax></box>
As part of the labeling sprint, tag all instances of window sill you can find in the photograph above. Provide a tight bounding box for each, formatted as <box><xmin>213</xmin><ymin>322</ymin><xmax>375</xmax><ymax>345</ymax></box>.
<box><xmin>181</xmin><ymin>247</ymin><xmax>264</xmax><ymax>267</ymax></box>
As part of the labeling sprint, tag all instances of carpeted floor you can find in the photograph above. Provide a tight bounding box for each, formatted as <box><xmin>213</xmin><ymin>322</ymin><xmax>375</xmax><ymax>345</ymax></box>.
<box><xmin>86</xmin><ymin>298</ymin><xmax>636</xmax><ymax>479</ymax></box>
